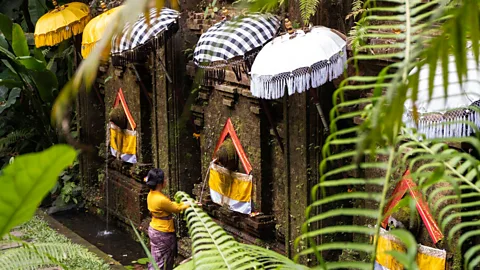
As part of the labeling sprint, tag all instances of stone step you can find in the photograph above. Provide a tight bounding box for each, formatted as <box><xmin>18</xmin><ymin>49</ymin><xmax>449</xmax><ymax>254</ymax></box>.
<box><xmin>0</xmin><ymin>241</ymin><xmax>22</xmax><ymax>250</ymax></box>
<box><xmin>2</xmin><ymin>230</ymin><xmax>24</xmax><ymax>240</ymax></box>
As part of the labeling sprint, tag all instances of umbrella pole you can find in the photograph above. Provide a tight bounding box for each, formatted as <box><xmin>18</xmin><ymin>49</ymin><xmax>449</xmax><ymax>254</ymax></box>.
<box><xmin>156</xmin><ymin>54</ymin><xmax>173</xmax><ymax>84</ymax></box>
<box><xmin>311</xmin><ymin>89</ymin><xmax>330</xmax><ymax>133</ymax></box>
<box><xmin>131</xmin><ymin>64</ymin><xmax>153</xmax><ymax>107</ymax></box>
<box><xmin>260</xmin><ymin>99</ymin><xmax>284</xmax><ymax>153</ymax></box>
<box><xmin>283</xmin><ymin>93</ymin><xmax>291</xmax><ymax>258</ymax></box>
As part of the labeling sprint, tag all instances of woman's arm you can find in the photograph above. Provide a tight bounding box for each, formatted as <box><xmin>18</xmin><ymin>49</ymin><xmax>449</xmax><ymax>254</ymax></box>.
<box><xmin>161</xmin><ymin>198</ymin><xmax>190</xmax><ymax>214</ymax></box>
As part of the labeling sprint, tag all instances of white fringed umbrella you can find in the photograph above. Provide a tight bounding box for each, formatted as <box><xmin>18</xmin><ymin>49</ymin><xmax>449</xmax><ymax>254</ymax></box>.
<box><xmin>250</xmin><ymin>26</ymin><xmax>347</xmax><ymax>131</ymax></box>
<box><xmin>251</xmin><ymin>26</ymin><xmax>347</xmax><ymax>99</ymax></box>
<box><xmin>403</xmin><ymin>52</ymin><xmax>480</xmax><ymax>139</ymax></box>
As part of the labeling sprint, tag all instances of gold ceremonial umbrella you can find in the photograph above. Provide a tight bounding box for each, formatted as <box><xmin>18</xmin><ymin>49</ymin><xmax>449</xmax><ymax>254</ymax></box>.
<box><xmin>34</xmin><ymin>0</ymin><xmax>90</xmax><ymax>48</ymax></box>
<box><xmin>81</xmin><ymin>2</ymin><xmax>122</xmax><ymax>60</ymax></box>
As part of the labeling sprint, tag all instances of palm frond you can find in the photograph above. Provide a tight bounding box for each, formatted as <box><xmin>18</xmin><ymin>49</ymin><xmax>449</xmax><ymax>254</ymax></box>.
<box><xmin>174</xmin><ymin>191</ymin><xmax>307</xmax><ymax>270</ymax></box>
<box><xmin>295</xmin><ymin>0</ymin><xmax>480</xmax><ymax>268</ymax></box>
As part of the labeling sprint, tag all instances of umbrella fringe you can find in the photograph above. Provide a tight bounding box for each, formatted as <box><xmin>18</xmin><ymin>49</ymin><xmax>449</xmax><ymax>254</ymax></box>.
<box><xmin>111</xmin><ymin>21</ymin><xmax>179</xmax><ymax>67</ymax></box>
<box><xmin>34</xmin><ymin>15</ymin><xmax>91</xmax><ymax>47</ymax></box>
<box><xmin>404</xmin><ymin>110</ymin><xmax>480</xmax><ymax>139</ymax></box>
<box><xmin>251</xmin><ymin>46</ymin><xmax>347</xmax><ymax>99</ymax></box>
<box><xmin>201</xmin><ymin>68</ymin><xmax>226</xmax><ymax>86</ymax></box>
<box><xmin>196</xmin><ymin>46</ymin><xmax>264</xmax><ymax>83</ymax></box>
<box><xmin>81</xmin><ymin>42</ymin><xmax>111</xmax><ymax>61</ymax></box>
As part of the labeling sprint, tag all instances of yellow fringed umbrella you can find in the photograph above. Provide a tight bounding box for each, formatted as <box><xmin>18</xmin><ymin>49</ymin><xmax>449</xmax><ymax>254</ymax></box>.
<box><xmin>34</xmin><ymin>0</ymin><xmax>91</xmax><ymax>48</ymax></box>
<box><xmin>81</xmin><ymin>2</ymin><xmax>122</xmax><ymax>60</ymax></box>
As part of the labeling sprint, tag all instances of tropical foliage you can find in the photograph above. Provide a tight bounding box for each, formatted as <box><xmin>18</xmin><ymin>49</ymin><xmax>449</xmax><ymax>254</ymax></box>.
<box><xmin>0</xmin><ymin>145</ymin><xmax>90</xmax><ymax>270</ymax></box>
<box><xmin>0</xmin><ymin>13</ymin><xmax>58</xmax><ymax>163</ymax></box>
<box><xmin>0</xmin><ymin>144</ymin><xmax>76</xmax><ymax>237</ymax></box>
<box><xmin>0</xmin><ymin>4</ymin><xmax>81</xmax><ymax>204</ymax></box>
<box><xmin>293</xmin><ymin>0</ymin><xmax>480</xmax><ymax>269</ymax></box>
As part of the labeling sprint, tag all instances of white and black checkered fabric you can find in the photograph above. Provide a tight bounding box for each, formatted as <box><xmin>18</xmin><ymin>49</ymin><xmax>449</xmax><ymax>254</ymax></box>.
<box><xmin>193</xmin><ymin>13</ymin><xmax>280</xmax><ymax>68</ymax></box>
<box><xmin>111</xmin><ymin>7</ymin><xmax>179</xmax><ymax>55</ymax></box>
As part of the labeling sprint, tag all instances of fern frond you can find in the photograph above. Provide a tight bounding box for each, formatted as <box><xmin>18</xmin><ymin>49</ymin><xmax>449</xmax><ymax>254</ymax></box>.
<box><xmin>346</xmin><ymin>0</ymin><xmax>366</xmax><ymax>20</ymax></box>
<box><xmin>0</xmin><ymin>242</ymin><xmax>106</xmax><ymax>270</ymax></box>
<box><xmin>0</xmin><ymin>129</ymin><xmax>33</xmax><ymax>149</ymax></box>
<box><xmin>299</xmin><ymin>0</ymin><xmax>320</xmax><ymax>26</ymax></box>
<box><xmin>296</xmin><ymin>0</ymin><xmax>480</xmax><ymax>268</ymax></box>
<box><xmin>175</xmin><ymin>191</ymin><xmax>307</xmax><ymax>270</ymax></box>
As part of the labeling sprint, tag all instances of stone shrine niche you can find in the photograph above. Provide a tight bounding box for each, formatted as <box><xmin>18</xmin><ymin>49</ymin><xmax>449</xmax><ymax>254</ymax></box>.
<box><xmin>208</xmin><ymin>118</ymin><xmax>253</xmax><ymax>215</ymax></box>
<box><xmin>190</xmin><ymin>77</ymin><xmax>278</xmax><ymax>245</ymax></box>
<box><xmin>106</xmin><ymin>64</ymin><xmax>154</xmax><ymax>179</ymax></box>
<box><xmin>101</xmin><ymin>63</ymin><xmax>154</xmax><ymax>228</ymax></box>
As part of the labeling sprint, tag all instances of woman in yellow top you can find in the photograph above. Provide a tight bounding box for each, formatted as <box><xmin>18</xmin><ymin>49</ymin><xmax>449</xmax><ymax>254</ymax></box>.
<box><xmin>145</xmin><ymin>168</ymin><xmax>190</xmax><ymax>270</ymax></box>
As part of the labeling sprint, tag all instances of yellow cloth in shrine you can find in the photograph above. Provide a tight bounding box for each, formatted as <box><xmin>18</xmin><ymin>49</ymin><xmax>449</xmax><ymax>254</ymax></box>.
<box><xmin>109</xmin><ymin>122</ymin><xmax>137</xmax><ymax>163</ymax></box>
<box><xmin>208</xmin><ymin>163</ymin><xmax>252</xmax><ymax>214</ymax></box>
<box><xmin>375</xmin><ymin>228</ymin><xmax>446</xmax><ymax>270</ymax></box>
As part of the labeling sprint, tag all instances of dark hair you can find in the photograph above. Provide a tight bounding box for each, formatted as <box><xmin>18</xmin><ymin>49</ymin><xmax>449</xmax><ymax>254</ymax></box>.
<box><xmin>145</xmin><ymin>168</ymin><xmax>165</xmax><ymax>190</ymax></box>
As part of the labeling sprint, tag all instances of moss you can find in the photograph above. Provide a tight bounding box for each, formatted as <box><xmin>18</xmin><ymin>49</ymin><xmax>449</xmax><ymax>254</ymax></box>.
<box><xmin>214</xmin><ymin>138</ymin><xmax>238</xmax><ymax>171</ymax></box>
<box><xmin>109</xmin><ymin>105</ymin><xmax>128</xmax><ymax>130</ymax></box>
<box><xmin>452</xmin><ymin>247</ymin><xmax>462</xmax><ymax>270</ymax></box>
<box><xmin>391</xmin><ymin>205</ymin><xmax>420</xmax><ymax>236</ymax></box>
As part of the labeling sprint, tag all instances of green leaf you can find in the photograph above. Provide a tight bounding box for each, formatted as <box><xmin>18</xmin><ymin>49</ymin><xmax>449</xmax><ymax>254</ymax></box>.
<box><xmin>28</xmin><ymin>0</ymin><xmax>47</xmax><ymax>25</ymax></box>
<box><xmin>31</xmin><ymin>70</ymin><xmax>58</xmax><ymax>102</ymax></box>
<box><xmin>17</xmin><ymin>56</ymin><xmax>46</xmax><ymax>71</ymax></box>
<box><xmin>0</xmin><ymin>13</ymin><xmax>13</xmax><ymax>41</ymax></box>
<box><xmin>0</xmin><ymin>79</ymin><xmax>22</xmax><ymax>89</ymax></box>
<box><xmin>0</xmin><ymin>145</ymin><xmax>77</xmax><ymax>237</ymax></box>
<box><xmin>0</xmin><ymin>85</ymin><xmax>8</xmax><ymax>99</ymax></box>
<box><xmin>136</xmin><ymin>258</ymin><xmax>149</xmax><ymax>264</ymax></box>
<box><xmin>0</xmin><ymin>34</ymin><xmax>8</xmax><ymax>49</ymax></box>
<box><xmin>0</xmin><ymin>87</ymin><xmax>21</xmax><ymax>114</ymax></box>
<box><xmin>174</xmin><ymin>260</ymin><xmax>194</xmax><ymax>270</ymax></box>
<box><xmin>34</xmin><ymin>48</ymin><xmax>47</xmax><ymax>65</ymax></box>
<box><xmin>11</xmin><ymin>24</ymin><xmax>29</xmax><ymax>57</ymax></box>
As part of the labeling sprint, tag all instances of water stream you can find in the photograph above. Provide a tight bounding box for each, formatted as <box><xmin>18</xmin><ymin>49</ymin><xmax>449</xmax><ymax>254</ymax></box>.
<box><xmin>99</xmin><ymin>122</ymin><xmax>113</xmax><ymax>236</ymax></box>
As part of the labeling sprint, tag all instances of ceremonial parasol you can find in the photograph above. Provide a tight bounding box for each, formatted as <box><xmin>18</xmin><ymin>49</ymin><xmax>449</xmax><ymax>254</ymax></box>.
<box><xmin>403</xmin><ymin>52</ymin><xmax>480</xmax><ymax>139</ymax></box>
<box><xmin>34</xmin><ymin>0</ymin><xmax>90</xmax><ymax>48</ymax></box>
<box><xmin>81</xmin><ymin>2</ymin><xmax>122</xmax><ymax>60</ymax></box>
<box><xmin>110</xmin><ymin>7</ymin><xmax>180</xmax><ymax>67</ymax></box>
<box><xmin>250</xmin><ymin>25</ymin><xmax>347</xmax><ymax>131</ymax></box>
<box><xmin>193</xmin><ymin>12</ymin><xmax>281</xmax><ymax>83</ymax></box>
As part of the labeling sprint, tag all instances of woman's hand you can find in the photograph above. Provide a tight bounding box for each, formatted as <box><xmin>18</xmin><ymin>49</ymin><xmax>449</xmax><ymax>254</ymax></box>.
<box><xmin>184</xmin><ymin>202</ymin><xmax>202</xmax><ymax>207</ymax></box>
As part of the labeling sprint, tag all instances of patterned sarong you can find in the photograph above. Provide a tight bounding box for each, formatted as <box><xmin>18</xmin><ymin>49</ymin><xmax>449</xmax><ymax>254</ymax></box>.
<box><xmin>148</xmin><ymin>226</ymin><xmax>177</xmax><ymax>270</ymax></box>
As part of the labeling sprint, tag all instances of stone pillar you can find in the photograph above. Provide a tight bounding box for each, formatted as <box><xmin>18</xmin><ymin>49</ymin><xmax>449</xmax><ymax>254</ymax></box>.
<box><xmin>152</xmin><ymin>26</ymin><xmax>202</xmax><ymax>199</ymax></box>
<box><xmin>77</xmin><ymin>73</ymin><xmax>106</xmax><ymax>202</ymax></box>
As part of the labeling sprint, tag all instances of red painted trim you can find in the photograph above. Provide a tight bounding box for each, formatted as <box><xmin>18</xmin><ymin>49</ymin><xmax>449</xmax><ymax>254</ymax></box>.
<box><xmin>113</xmin><ymin>88</ymin><xmax>137</xmax><ymax>130</ymax></box>
<box><xmin>213</xmin><ymin>118</ymin><xmax>253</xmax><ymax>174</ymax></box>
<box><xmin>382</xmin><ymin>170</ymin><xmax>443</xmax><ymax>244</ymax></box>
